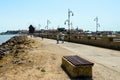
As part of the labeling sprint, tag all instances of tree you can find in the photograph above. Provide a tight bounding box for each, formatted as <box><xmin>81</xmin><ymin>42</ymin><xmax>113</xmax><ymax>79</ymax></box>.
<box><xmin>29</xmin><ymin>25</ymin><xmax>35</xmax><ymax>34</ymax></box>
<box><xmin>57</xmin><ymin>28</ymin><xmax>65</xmax><ymax>32</ymax></box>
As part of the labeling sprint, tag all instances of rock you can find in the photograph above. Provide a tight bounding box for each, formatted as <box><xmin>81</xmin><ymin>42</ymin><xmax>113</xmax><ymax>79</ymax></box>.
<box><xmin>0</xmin><ymin>36</ymin><xmax>36</xmax><ymax>60</ymax></box>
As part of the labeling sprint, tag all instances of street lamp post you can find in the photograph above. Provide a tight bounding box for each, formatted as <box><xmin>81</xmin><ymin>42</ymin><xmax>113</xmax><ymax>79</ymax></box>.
<box><xmin>46</xmin><ymin>20</ymin><xmax>51</xmax><ymax>38</ymax></box>
<box><xmin>94</xmin><ymin>17</ymin><xmax>100</xmax><ymax>33</ymax></box>
<box><xmin>38</xmin><ymin>24</ymin><xmax>41</xmax><ymax>37</ymax></box>
<box><xmin>64</xmin><ymin>9</ymin><xmax>74</xmax><ymax>41</ymax></box>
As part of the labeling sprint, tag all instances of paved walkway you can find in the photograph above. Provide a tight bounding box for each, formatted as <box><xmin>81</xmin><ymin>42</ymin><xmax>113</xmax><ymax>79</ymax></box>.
<box><xmin>37</xmin><ymin>37</ymin><xmax>120</xmax><ymax>80</ymax></box>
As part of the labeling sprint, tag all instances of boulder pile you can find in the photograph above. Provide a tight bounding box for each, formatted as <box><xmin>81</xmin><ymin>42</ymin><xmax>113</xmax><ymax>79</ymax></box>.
<box><xmin>0</xmin><ymin>36</ymin><xmax>36</xmax><ymax>59</ymax></box>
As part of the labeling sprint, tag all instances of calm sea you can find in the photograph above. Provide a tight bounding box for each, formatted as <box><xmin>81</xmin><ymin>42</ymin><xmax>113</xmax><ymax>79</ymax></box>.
<box><xmin>0</xmin><ymin>35</ymin><xmax>16</xmax><ymax>45</ymax></box>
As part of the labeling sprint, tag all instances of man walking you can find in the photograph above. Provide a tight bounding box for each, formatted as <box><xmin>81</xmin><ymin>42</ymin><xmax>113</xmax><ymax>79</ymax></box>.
<box><xmin>61</xmin><ymin>34</ymin><xmax>65</xmax><ymax>43</ymax></box>
<box><xmin>57</xmin><ymin>34</ymin><xmax>59</xmax><ymax>44</ymax></box>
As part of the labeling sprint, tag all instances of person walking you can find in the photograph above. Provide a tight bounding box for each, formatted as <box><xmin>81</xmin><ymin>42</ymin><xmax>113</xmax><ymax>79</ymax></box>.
<box><xmin>41</xmin><ymin>34</ymin><xmax>44</xmax><ymax>40</ymax></box>
<box><xmin>57</xmin><ymin>34</ymin><xmax>59</xmax><ymax>44</ymax></box>
<box><xmin>61</xmin><ymin>34</ymin><xmax>65</xmax><ymax>43</ymax></box>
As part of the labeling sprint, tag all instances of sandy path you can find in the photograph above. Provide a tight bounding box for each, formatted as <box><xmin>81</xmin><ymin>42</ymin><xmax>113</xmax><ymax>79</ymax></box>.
<box><xmin>0</xmin><ymin>37</ymin><xmax>120</xmax><ymax>80</ymax></box>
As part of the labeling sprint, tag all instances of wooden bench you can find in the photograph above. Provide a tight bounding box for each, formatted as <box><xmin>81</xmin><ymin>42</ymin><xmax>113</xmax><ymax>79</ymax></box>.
<box><xmin>62</xmin><ymin>55</ymin><xmax>94</xmax><ymax>79</ymax></box>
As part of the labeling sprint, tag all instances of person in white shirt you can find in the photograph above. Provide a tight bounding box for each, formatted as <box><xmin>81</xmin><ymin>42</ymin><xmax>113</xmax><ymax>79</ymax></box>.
<box><xmin>61</xmin><ymin>34</ymin><xmax>64</xmax><ymax>43</ymax></box>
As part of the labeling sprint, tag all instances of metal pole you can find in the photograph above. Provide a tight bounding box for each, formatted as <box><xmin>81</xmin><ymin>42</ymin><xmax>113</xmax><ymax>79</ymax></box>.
<box><xmin>47</xmin><ymin>20</ymin><xmax>48</xmax><ymax>38</ymax></box>
<box><xmin>46</xmin><ymin>20</ymin><xmax>51</xmax><ymax>38</ymax></box>
<box><xmin>95</xmin><ymin>17</ymin><xmax>98</xmax><ymax>33</ymax></box>
<box><xmin>94</xmin><ymin>17</ymin><xmax>98</xmax><ymax>34</ymax></box>
<box><xmin>68</xmin><ymin>9</ymin><xmax>70</xmax><ymax>41</ymax></box>
<box><xmin>64</xmin><ymin>9</ymin><xmax>74</xmax><ymax>41</ymax></box>
<box><xmin>47</xmin><ymin>20</ymin><xmax>49</xmax><ymax>30</ymax></box>
<box><xmin>38</xmin><ymin>24</ymin><xmax>41</xmax><ymax>37</ymax></box>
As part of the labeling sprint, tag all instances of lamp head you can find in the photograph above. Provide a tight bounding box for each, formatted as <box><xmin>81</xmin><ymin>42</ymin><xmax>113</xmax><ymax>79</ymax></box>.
<box><xmin>64</xmin><ymin>22</ymin><xmax>66</xmax><ymax>25</ymax></box>
<box><xmin>72</xmin><ymin>13</ymin><xmax>74</xmax><ymax>16</ymax></box>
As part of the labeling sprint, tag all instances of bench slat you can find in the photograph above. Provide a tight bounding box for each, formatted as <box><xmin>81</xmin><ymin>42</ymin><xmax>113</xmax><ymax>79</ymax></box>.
<box><xmin>64</xmin><ymin>55</ymin><xmax>94</xmax><ymax>66</ymax></box>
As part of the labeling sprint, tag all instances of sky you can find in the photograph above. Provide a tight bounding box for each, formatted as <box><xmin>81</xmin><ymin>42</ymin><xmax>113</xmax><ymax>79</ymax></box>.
<box><xmin>0</xmin><ymin>0</ymin><xmax>120</xmax><ymax>32</ymax></box>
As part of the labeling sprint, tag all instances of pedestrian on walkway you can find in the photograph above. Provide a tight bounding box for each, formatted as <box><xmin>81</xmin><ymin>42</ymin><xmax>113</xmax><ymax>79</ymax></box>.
<box><xmin>57</xmin><ymin>34</ymin><xmax>59</xmax><ymax>44</ymax></box>
<box><xmin>41</xmin><ymin>34</ymin><xmax>44</xmax><ymax>40</ymax></box>
<box><xmin>61</xmin><ymin>34</ymin><xmax>65</xmax><ymax>43</ymax></box>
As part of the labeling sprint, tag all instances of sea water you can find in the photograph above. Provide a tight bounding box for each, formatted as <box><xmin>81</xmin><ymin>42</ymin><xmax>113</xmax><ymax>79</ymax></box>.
<box><xmin>0</xmin><ymin>35</ymin><xmax>16</xmax><ymax>45</ymax></box>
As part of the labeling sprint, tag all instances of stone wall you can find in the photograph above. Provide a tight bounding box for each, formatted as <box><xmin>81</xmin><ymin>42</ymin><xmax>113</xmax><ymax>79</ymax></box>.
<box><xmin>37</xmin><ymin>34</ymin><xmax>120</xmax><ymax>50</ymax></box>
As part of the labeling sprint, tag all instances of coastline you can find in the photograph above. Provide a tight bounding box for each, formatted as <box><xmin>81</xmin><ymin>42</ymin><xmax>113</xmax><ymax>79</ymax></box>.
<box><xmin>0</xmin><ymin>35</ymin><xmax>17</xmax><ymax>45</ymax></box>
